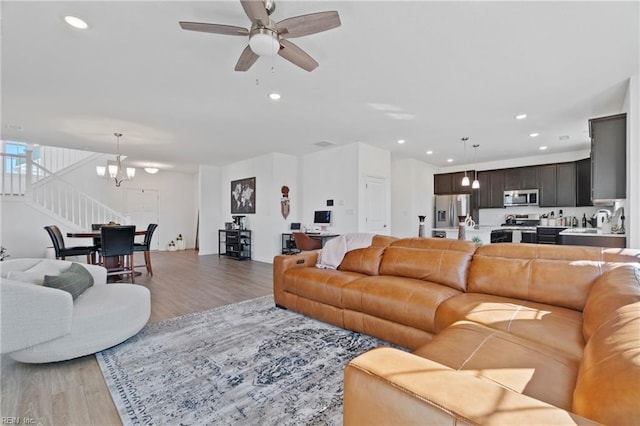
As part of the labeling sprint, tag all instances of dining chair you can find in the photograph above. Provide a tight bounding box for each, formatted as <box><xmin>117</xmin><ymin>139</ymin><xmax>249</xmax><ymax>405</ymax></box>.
<box><xmin>133</xmin><ymin>223</ymin><xmax>158</xmax><ymax>275</ymax></box>
<box><xmin>44</xmin><ymin>225</ymin><xmax>97</xmax><ymax>264</ymax></box>
<box><xmin>292</xmin><ymin>232</ymin><xmax>322</xmax><ymax>251</ymax></box>
<box><xmin>98</xmin><ymin>225</ymin><xmax>136</xmax><ymax>283</ymax></box>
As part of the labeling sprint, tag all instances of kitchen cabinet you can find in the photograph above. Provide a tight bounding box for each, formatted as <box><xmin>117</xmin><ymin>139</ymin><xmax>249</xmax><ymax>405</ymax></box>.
<box><xmin>434</xmin><ymin>172</ymin><xmax>473</xmax><ymax>195</ymax></box>
<box><xmin>556</xmin><ymin>162</ymin><xmax>576</xmax><ymax>207</ymax></box>
<box><xmin>539</xmin><ymin>163</ymin><xmax>575</xmax><ymax>207</ymax></box>
<box><xmin>504</xmin><ymin>166</ymin><xmax>539</xmax><ymax>190</ymax></box>
<box><xmin>477</xmin><ymin>170</ymin><xmax>504</xmax><ymax>208</ymax></box>
<box><xmin>576</xmin><ymin>158</ymin><xmax>592</xmax><ymax>207</ymax></box>
<box><xmin>537</xmin><ymin>226</ymin><xmax>566</xmax><ymax>245</ymax></box>
<box><xmin>590</xmin><ymin>113</ymin><xmax>626</xmax><ymax>201</ymax></box>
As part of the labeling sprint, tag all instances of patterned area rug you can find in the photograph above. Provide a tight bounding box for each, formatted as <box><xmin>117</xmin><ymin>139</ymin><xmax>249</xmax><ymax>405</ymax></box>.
<box><xmin>96</xmin><ymin>296</ymin><xmax>392</xmax><ymax>425</ymax></box>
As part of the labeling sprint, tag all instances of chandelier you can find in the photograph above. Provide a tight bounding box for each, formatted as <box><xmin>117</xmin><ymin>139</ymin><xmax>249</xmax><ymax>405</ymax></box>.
<box><xmin>96</xmin><ymin>132</ymin><xmax>135</xmax><ymax>187</ymax></box>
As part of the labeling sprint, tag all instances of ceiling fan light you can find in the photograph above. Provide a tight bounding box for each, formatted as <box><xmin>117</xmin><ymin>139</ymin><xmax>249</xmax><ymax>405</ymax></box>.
<box><xmin>249</xmin><ymin>30</ymin><xmax>280</xmax><ymax>56</ymax></box>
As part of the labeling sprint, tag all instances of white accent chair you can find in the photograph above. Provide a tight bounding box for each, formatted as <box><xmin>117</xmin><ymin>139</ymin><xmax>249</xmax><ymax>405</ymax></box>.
<box><xmin>0</xmin><ymin>258</ymin><xmax>150</xmax><ymax>363</ymax></box>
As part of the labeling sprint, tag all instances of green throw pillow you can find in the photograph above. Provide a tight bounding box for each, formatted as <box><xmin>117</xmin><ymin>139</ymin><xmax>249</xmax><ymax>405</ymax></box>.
<box><xmin>43</xmin><ymin>263</ymin><xmax>94</xmax><ymax>300</ymax></box>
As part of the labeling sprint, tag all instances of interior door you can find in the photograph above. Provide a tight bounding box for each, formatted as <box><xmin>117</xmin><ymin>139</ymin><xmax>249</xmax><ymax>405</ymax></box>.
<box><xmin>365</xmin><ymin>176</ymin><xmax>388</xmax><ymax>234</ymax></box>
<box><xmin>125</xmin><ymin>188</ymin><xmax>160</xmax><ymax>250</ymax></box>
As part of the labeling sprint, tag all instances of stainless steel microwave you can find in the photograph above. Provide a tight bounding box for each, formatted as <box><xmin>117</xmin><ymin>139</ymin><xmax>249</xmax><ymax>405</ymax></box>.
<box><xmin>504</xmin><ymin>189</ymin><xmax>539</xmax><ymax>207</ymax></box>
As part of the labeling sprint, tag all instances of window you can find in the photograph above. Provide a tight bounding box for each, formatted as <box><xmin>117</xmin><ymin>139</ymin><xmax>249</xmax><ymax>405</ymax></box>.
<box><xmin>2</xmin><ymin>141</ymin><xmax>39</xmax><ymax>174</ymax></box>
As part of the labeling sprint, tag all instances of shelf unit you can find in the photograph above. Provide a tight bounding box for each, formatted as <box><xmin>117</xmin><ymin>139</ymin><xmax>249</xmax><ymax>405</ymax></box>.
<box><xmin>218</xmin><ymin>229</ymin><xmax>252</xmax><ymax>260</ymax></box>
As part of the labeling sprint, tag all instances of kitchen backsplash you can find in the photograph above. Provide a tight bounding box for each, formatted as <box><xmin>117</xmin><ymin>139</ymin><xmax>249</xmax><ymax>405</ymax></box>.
<box><xmin>478</xmin><ymin>206</ymin><xmax>602</xmax><ymax>227</ymax></box>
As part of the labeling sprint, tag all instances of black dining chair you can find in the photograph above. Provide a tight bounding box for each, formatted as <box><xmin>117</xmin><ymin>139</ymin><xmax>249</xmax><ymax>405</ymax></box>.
<box><xmin>44</xmin><ymin>225</ymin><xmax>97</xmax><ymax>264</ymax></box>
<box><xmin>98</xmin><ymin>225</ymin><xmax>136</xmax><ymax>283</ymax></box>
<box><xmin>133</xmin><ymin>223</ymin><xmax>158</xmax><ymax>275</ymax></box>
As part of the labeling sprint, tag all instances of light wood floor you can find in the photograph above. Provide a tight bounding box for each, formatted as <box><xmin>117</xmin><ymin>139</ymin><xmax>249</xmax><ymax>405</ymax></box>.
<box><xmin>1</xmin><ymin>250</ymin><xmax>274</xmax><ymax>425</ymax></box>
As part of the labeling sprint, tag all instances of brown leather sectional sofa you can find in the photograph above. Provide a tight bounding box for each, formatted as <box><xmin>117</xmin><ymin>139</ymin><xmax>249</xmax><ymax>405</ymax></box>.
<box><xmin>272</xmin><ymin>236</ymin><xmax>640</xmax><ymax>425</ymax></box>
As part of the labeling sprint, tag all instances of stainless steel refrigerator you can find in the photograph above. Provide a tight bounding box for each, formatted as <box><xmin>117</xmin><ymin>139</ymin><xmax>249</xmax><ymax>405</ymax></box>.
<box><xmin>434</xmin><ymin>194</ymin><xmax>472</xmax><ymax>228</ymax></box>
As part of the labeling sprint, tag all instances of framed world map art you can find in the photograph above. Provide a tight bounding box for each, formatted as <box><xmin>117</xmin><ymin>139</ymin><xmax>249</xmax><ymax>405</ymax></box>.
<box><xmin>231</xmin><ymin>177</ymin><xmax>256</xmax><ymax>214</ymax></box>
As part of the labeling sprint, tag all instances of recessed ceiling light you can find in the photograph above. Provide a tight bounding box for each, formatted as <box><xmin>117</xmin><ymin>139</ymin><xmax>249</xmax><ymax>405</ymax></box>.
<box><xmin>64</xmin><ymin>15</ymin><xmax>88</xmax><ymax>29</ymax></box>
<box><xmin>559</xmin><ymin>135</ymin><xmax>570</xmax><ymax>141</ymax></box>
<box><xmin>447</xmin><ymin>158</ymin><xmax>454</xmax><ymax>163</ymax></box>
<box><xmin>144</xmin><ymin>167</ymin><xmax>159</xmax><ymax>174</ymax></box>
<box><xmin>397</xmin><ymin>139</ymin><xmax>405</xmax><ymax>144</ymax></box>
<box><xmin>539</xmin><ymin>146</ymin><xmax>548</xmax><ymax>150</ymax></box>
<box><xmin>426</xmin><ymin>150</ymin><xmax>433</xmax><ymax>155</ymax></box>
<box><xmin>529</xmin><ymin>132</ymin><xmax>540</xmax><ymax>138</ymax></box>
<box><xmin>515</xmin><ymin>114</ymin><xmax>527</xmax><ymax>120</ymax></box>
<box><xmin>268</xmin><ymin>92</ymin><xmax>281</xmax><ymax>101</ymax></box>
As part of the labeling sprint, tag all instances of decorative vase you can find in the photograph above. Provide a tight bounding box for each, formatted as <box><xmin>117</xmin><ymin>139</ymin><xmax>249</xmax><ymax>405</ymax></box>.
<box><xmin>168</xmin><ymin>241</ymin><xmax>177</xmax><ymax>252</ymax></box>
<box><xmin>176</xmin><ymin>234</ymin><xmax>185</xmax><ymax>250</ymax></box>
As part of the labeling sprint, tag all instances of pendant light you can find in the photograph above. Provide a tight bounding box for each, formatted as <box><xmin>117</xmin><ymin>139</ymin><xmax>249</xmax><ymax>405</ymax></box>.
<box><xmin>96</xmin><ymin>133</ymin><xmax>135</xmax><ymax>187</ymax></box>
<box><xmin>472</xmin><ymin>144</ymin><xmax>480</xmax><ymax>189</ymax></box>
<box><xmin>461</xmin><ymin>137</ymin><xmax>470</xmax><ymax>186</ymax></box>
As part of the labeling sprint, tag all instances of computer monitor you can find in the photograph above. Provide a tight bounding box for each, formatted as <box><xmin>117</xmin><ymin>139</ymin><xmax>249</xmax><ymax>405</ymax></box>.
<box><xmin>313</xmin><ymin>210</ymin><xmax>331</xmax><ymax>225</ymax></box>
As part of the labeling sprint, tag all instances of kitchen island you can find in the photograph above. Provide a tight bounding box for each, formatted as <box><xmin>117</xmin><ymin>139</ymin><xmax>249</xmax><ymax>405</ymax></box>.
<box><xmin>559</xmin><ymin>228</ymin><xmax>626</xmax><ymax>248</ymax></box>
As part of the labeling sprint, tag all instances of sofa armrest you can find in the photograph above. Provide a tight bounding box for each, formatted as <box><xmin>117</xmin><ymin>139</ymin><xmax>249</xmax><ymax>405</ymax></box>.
<box><xmin>80</xmin><ymin>263</ymin><xmax>107</xmax><ymax>285</ymax></box>
<box><xmin>344</xmin><ymin>347</ymin><xmax>599</xmax><ymax>426</ymax></box>
<box><xmin>0</xmin><ymin>279</ymin><xmax>73</xmax><ymax>354</ymax></box>
<box><xmin>272</xmin><ymin>252</ymin><xmax>319</xmax><ymax>306</ymax></box>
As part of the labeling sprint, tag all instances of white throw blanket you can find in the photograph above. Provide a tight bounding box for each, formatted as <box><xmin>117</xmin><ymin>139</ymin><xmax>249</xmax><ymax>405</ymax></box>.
<box><xmin>316</xmin><ymin>233</ymin><xmax>375</xmax><ymax>270</ymax></box>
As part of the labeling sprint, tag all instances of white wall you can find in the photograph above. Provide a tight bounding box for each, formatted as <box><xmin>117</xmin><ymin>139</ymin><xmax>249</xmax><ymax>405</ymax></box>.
<box><xmin>218</xmin><ymin>153</ymin><xmax>298</xmax><ymax>263</ymax></box>
<box><xmin>301</xmin><ymin>144</ymin><xmax>359</xmax><ymax>233</ymax></box>
<box><xmin>624</xmin><ymin>74</ymin><xmax>639</xmax><ymax>248</ymax></box>
<box><xmin>390</xmin><ymin>158</ymin><xmax>438</xmax><ymax>238</ymax></box>
<box><xmin>437</xmin><ymin>149</ymin><xmax>591</xmax><ymax>174</ymax></box>
<box><xmin>197</xmin><ymin>165</ymin><xmax>221</xmax><ymax>255</ymax></box>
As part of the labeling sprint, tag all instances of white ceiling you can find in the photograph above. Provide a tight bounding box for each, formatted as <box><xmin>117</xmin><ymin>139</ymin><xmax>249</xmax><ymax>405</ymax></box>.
<box><xmin>2</xmin><ymin>1</ymin><xmax>638</xmax><ymax>174</ymax></box>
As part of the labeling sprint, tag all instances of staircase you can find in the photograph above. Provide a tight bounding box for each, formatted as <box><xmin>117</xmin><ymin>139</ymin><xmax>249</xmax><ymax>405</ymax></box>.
<box><xmin>1</xmin><ymin>145</ymin><xmax>126</xmax><ymax>229</ymax></box>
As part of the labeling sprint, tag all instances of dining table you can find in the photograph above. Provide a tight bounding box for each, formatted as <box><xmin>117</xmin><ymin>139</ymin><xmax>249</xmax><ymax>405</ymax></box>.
<box><xmin>67</xmin><ymin>229</ymin><xmax>147</xmax><ymax>278</ymax></box>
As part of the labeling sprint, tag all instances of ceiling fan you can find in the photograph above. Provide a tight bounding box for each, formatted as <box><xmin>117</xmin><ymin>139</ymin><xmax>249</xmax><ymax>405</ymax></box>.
<box><xmin>179</xmin><ymin>0</ymin><xmax>341</xmax><ymax>72</ymax></box>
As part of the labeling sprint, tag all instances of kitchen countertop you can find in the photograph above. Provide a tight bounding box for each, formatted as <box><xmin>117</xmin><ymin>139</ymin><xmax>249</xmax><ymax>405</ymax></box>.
<box><xmin>559</xmin><ymin>228</ymin><xmax>626</xmax><ymax>238</ymax></box>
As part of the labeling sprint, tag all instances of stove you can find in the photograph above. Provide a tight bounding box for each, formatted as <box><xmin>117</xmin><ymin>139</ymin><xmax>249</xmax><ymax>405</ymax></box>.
<box><xmin>501</xmin><ymin>213</ymin><xmax>540</xmax><ymax>230</ymax></box>
<box><xmin>492</xmin><ymin>214</ymin><xmax>540</xmax><ymax>243</ymax></box>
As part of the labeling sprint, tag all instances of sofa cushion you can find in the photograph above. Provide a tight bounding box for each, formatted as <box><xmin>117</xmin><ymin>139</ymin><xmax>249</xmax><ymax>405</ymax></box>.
<box><xmin>6</xmin><ymin>259</ymin><xmax>73</xmax><ymax>285</ymax></box>
<box><xmin>338</xmin><ymin>246</ymin><xmax>385</xmax><ymax>276</ymax></box>
<box><xmin>582</xmin><ymin>263</ymin><xmax>640</xmax><ymax>340</ymax></box>
<box><xmin>379</xmin><ymin>240</ymin><xmax>474</xmax><ymax>292</ymax></box>
<box><xmin>343</xmin><ymin>275</ymin><xmax>460</xmax><ymax>333</ymax></box>
<box><xmin>435</xmin><ymin>293</ymin><xmax>585</xmax><ymax>359</ymax></box>
<box><xmin>43</xmin><ymin>263</ymin><xmax>94</xmax><ymax>300</ymax></box>
<box><xmin>469</xmin><ymin>244</ymin><xmax>603</xmax><ymax>311</ymax></box>
<box><xmin>414</xmin><ymin>321</ymin><xmax>580</xmax><ymax>412</ymax></box>
<box><xmin>573</xmin><ymin>302</ymin><xmax>640</xmax><ymax>425</ymax></box>
<box><xmin>283</xmin><ymin>268</ymin><xmax>364</xmax><ymax>308</ymax></box>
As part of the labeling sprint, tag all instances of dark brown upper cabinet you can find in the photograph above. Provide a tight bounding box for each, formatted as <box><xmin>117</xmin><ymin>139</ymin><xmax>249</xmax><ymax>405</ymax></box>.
<box><xmin>504</xmin><ymin>166</ymin><xmax>539</xmax><ymax>190</ymax></box>
<box><xmin>590</xmin><ymin>113</ymin><xmax>626</xmax><ymax>202</ymax></box>
<box><xmin>434</xmin><ymin>172</ymin><xmax>474</xmax><ymax>195</ymax></box>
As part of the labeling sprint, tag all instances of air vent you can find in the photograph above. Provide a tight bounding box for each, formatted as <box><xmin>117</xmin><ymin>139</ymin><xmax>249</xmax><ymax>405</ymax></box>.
<box><xmin>314</xmin><ymin>141</ymin><xmax>336</xmax><ymax>147</ymax></box>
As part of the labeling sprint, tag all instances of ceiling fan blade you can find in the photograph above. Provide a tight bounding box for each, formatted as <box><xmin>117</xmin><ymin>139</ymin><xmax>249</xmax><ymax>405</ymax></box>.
<box><xmin>234</xmin><ymin>45</ymin><xmax>260</xmax><ymax>72</ymax></box>
<box><xmin>278</xmin><ymin>39</ymin><xmax>318</xmax><ymax>72</ymax></box>
<box><xmin>240</xmin><ymin>0</ymin><xmax>269</xmax><ymax>26</ymax></box>
<box><xmin>277</xmin><ymin>11</ymin><xmax>341</xmax><ymax>38</ymax></box>
<box><xmin>179</xmin><ymin>21</ymin><xmax>249</xmax><ymax>36</ymax></box>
